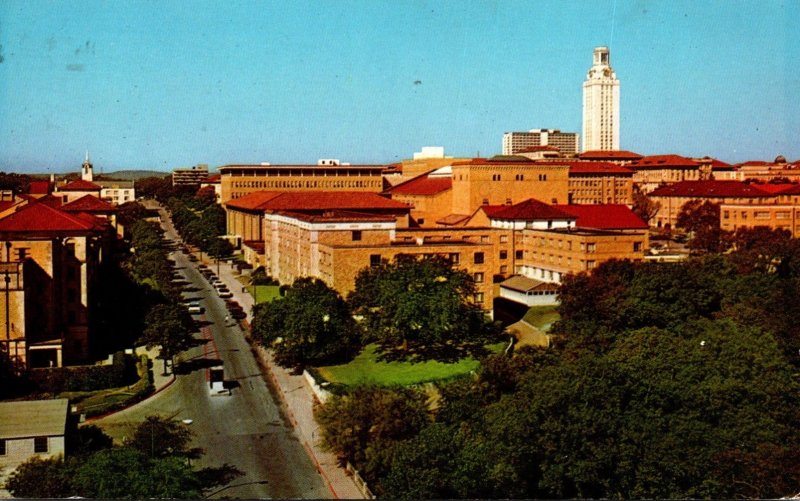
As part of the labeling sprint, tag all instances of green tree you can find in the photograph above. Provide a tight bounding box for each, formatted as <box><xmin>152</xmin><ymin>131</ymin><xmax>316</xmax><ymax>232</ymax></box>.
<box><xmin>252</xmin><ymin>277</ymin><xmax>359</xmax><ymax>370</ymax></box>
<box><xmin>5</xmin><ymin>456</ymin><xmax>73</xmax><ymax>498</ymax></box>
<box><xmin>348</xmin><ymin>255</ymin><xmax>501</xmax><ymax>360</ymax></box>
<box><xmin>127</xmin><ymin>415</ymin><xmax>203</xmax><ymax>459</ymax></box>
<box><xmin>139</xmin><ymin>303</ymin><xmax>196</xmax><ymax>374</ymax></box>
<box><xmin>315</xmin><ymin>386</ymin><xmax>430</xmax><ymax>467</ymax></box>
<box><xmin>631</xmin><ymin>187</ymin><xmax>660</xmax><ymax>225</ymax></box>
<box><xmin>676</xmin><ymin>199</ymin><xmax>728</xmax><ymax>253</ymax></box>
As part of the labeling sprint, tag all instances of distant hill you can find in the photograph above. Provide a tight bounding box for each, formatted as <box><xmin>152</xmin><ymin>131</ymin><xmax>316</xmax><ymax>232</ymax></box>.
<box><xmin>100</xmin><ymin>170</ymin><xmax>170</xmax><ymax>180</ymax></box>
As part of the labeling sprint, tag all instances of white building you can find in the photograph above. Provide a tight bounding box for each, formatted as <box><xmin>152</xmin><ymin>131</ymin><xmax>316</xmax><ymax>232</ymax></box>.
<box><xmin>502</xmin><ymin>129</ymin><xmax>579</xmax><ymax>156</ymax></box>
<box><xmin>80</xmin><ymin>154</ymin><xmax>135</xmax><ymax>205</ymax></box>
<box><xmin>582</xmin><ymin>46</ymin><xmax>620</xmax><ymax>152</ymax></box>
<box><xmin>0</xmin><ymin>399</ymin><xmax>69</xmax><ymax>481</ymax></box>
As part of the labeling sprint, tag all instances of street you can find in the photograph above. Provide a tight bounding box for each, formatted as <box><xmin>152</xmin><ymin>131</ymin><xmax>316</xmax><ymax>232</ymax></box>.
<box><xmin>95</xmin><ymin>203</ymin><xmax>330</xmax><ymax>499</ymax></box>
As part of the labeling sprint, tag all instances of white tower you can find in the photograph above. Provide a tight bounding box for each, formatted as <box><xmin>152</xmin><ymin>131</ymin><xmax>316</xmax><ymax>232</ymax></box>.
<box><xmin>582</xmin><ymin>47</ymin><xmax>620</xmax><ymax>151</ymax></box>
<box><xmin>81</xmin><ymin>151</ymin><xmax>93</xmax><ymax>182</ymax></box>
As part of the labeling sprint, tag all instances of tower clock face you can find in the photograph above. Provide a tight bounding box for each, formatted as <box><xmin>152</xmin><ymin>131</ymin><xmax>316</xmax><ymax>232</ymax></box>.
<box><xmin>603</xmin><ymin>68</ymin><xmax>611</xmax><ymax>77</ymax></box>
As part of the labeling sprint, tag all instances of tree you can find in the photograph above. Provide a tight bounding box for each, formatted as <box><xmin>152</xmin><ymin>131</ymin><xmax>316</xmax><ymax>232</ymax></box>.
<box><xmin>631</xmin><ymin>187</ymin><xmax>660</xmax><ymax>224</ymax></box>
<box><xmin>348</xmin><ymin>255</ymin><xmax>502</xmax><ymax>360</ymax></box>
<box><xmin>252</xmin><ymin>277</ymin><xmax>359</xmax><ymax>370</ymax></box>
<box><xmin>139</xmin><ymin>303</ymin><xmax>196</xmax><ymax>374</ymax></box>
<box><xmin>5</xmin><ymin>456</ymin><xmax>73</xmax><ymax>498</ymax></box>
<box><xmin>676</xmin><ymin>199</ymin><xmax>728</xmax><ymax>253</ymax></box>
<box><xmin>315</xmin><ymin>386</ymin><xmax>430</xmax><ymax>467</ymax></box>
<box><xmin>127</xmin><ymin>415</ymin><xmax>202</xmax><ymax>459</ymax></box>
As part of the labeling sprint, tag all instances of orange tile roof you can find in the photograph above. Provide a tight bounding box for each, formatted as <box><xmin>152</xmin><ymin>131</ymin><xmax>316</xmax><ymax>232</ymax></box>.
<box><xmin>489</xmin><ymin>199</ymin><xmax>576</xmax><ymax>221</ymax></box>
<box><xmin>276</xmin><ymin>210</ymin><xmax>397</xmax><ymax>223</ymax></box>
<box><xmin>0</xmin><ymin>202</ymin><xmax>100</xmax><ymax>233</ymax></box>
<box><xmin>61</xmin><ymin>194</ymin><xmax>117</xmax><ymax>212</ymax></box>
<box><xmin>554</xmin><ymin>204</ymin><xmax>648</xmax><ymax>230</ymax></box>
<box><xmin>649</xmin><ymin>180</ymin><xmax>772</xmax><ymax>198</ymax></box>
<box><xmin>226</xmin><ymin>191</ymin><xmax>410</xmax><ymax>212</ymax></box>
<box><xmin>579</xmin><ymin>150</ymin><xmax>643</xmax><ymax>160</ymax></box>
<box><xmin>630</xmin><ymin>155</ymin><xmax>700</xmax><ymax>169</ymax></box>
<box><xmin>436</xmin><ymin>213</ymin><xmax>471</xmax><ymax>226</ymax></box>
<box><xmin>59</xmin><ymin>179</ymin><xmax>102</xmax><ymax>191</ymax></box>
<box><xmin>28</xmin><ymin>180</ymin><xmax>51</xmax><ymax>194</ymax></box>
<box><xmin>386</xmin><ymin>171</ymin><xmax>452</xmax><ymax>195</ymax></box>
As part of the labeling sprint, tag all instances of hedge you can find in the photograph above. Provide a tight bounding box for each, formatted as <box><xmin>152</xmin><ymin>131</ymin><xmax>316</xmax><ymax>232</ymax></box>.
<box><xmin>29</xmin><ymin>352</ymin><xmax>137</xmax><ymax>393</ymax></box>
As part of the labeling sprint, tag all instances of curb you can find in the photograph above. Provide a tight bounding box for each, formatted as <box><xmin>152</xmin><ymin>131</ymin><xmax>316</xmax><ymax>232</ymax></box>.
<box><xmin>86</xmin><ymin>371</ymin><xmax>177</xmax><ymax>423</ymax></box>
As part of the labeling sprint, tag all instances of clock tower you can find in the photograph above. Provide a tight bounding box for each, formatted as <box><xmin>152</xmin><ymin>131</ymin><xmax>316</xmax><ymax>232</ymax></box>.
<box><xmin>582</xmin><ymin>47</ymin><xmax>620</xmax><ymax>151</ymax></box>
<box><xmin>81</xmin><ymin>151</ymin><xmax>94</xmax><ymax>182</ymax></box>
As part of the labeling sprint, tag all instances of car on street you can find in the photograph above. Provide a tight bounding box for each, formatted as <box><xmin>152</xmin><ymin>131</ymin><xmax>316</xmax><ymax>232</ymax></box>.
<box><xmin>188</xmin><ymin>302</ymin><xmax>203</xmax><ymax>314</ymax></box>
<box><xmin>218</xmin><ymin>291</ymin><xmax>233</xmax><ymax>299</ymax></box>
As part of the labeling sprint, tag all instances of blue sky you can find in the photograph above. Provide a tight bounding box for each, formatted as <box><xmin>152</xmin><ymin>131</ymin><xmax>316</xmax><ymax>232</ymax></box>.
<box><xmin>0</xmin><ymin>1</ymin><xmax>797</xmax><ymax>173</ymax></box>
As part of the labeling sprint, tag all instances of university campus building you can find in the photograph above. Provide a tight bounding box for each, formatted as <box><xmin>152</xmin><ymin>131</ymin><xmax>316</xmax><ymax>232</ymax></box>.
<box><xmin>582</xmin><ymin>47</ymin><xmax>620</xmax><ymax>152</ymax></box>
<box><xmin>502</xmin><ymin>129</ymin><xmax>580</xmax><ymax>156</ymax></box>
<box><xmin>224</xmin><ymin>155</ymin><xmax>649</xmax><ymax>309</ymax></box>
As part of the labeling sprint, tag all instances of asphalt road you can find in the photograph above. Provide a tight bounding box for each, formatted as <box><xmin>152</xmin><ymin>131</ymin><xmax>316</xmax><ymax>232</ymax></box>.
<box><xmin>96</xmin><ymin>203</ymin><xmax>330</xmax><ymax>499</ymax></box>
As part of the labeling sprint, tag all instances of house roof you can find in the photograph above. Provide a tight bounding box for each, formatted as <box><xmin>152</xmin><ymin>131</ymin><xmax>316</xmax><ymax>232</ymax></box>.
<box><xmin>59</xmin><ymin>179</ymin><xmax>102</xmax><ymax>191</ymax></box>
<box><xmin>489</xmin><ymin>198</ymin><xmax>576</xmax><ymax>221</ymax></box>
<box><xmin>226</xmin><ymin>191</ymin><xmax>410</xmax><ymax>212</ymax></box>
<box><xmin>629</xmin><ymin>155</ymin><xmax>700</xmax><ymax>169</ymax></box>
<box><xmin>28</xmin><ymin>180</ymin><xmax>51</xmax><ymax>194</ymax></box>
<box><xmin>500</xmin><ymin>275</ymin><xmax>559</xmax><ymax>293</ymax></box>
<box><xmin>753</xmin><ymin>183</ymin><xmax>798</xmax><ymax>194</ymax></box>
<box><xmin>649</xmin><ymin>180</ymin><xmax>772</xmax><ymax>198</ymax></box>
<box><xmin>452</xmin><ymin>157</ymin><xmax>536</xmax><ymax>166</ymax></box>
<box><xmin>0</xmin><ymin>399</ymin><xmax>69</xmax><ymax>439</ymax></box>
<box><xmin>386</xmin><ymin>171</ymin><xmax>452</xmax><ymax>196</ymax></box>
<box><xmin>436</xmin><ymin>213</ymin><xmax>472</xmax><ymax>226</ymax></box>
<box><xmin>578</xmin><ymin>150</ymin><xmax>644</xmax><ymax>160</ymax></box>
<box><xmin>202</xmin><ymin>174</ymin><xmax>221</xmax><ymax>183</ymax></box>
<box><xmin>61</xmin><ymin>194</ymin><xmax>117</xmax><ymax>212</ymax></box>
<box><xmin>554</xmin><ymin>204</ymin><xmax>649</xmax><ymax>230</ymax></box>
<box><xmin>518</xmin><ymin>145</ymin><xmax>561</xmax><ymax>153</ymax></box>
<box><xmin>563</xmin><ymin>161</ymin><xmax>635</xmax><ymax>175</ymax></box>
<box><xmin>0</xmin><ymin>201</ymin><xmax>102</xmax><ymax>233</ymax></box>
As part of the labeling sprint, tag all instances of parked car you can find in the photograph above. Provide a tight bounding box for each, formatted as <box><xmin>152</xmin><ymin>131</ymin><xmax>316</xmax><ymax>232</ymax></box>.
<box><xmin>218</xmin><ymin>291</ymin><xmax>233</xmax><ymax>299</ymax></box>
<box><xmin>187</xmin><ymin>302</ymin><xmax>203</xmax><ymax>314</ymax></box>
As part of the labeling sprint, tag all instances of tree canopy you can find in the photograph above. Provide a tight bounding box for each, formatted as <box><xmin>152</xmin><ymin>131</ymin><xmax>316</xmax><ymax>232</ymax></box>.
<box><xmin>139</xmin><ymin>303</ymin><xmax>196</xmax><ymax>375</ymax></box>
<box><xmin>348</xmin><ymin>254</ymin><xmax>502</xmax><ymax>361</ymax></box>
<box><xmin>252</xmin><ymin>277</ymin><xmax>360</xmax><ymax>370</ymax></box>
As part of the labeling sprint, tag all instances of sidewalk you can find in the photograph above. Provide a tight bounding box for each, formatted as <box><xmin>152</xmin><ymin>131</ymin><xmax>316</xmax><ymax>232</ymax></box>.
<box><xmin>207</xmin><ymin>255</ymin><xmax>367</xmax><ymax>500</ymax></box>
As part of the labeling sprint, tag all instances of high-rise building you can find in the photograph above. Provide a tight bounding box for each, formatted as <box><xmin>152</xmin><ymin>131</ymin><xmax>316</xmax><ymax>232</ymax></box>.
<box><xmin>582</xmin><ymin>47</ymin><xmax>620</xmax><ymax>151</ymax></box>
<box><xmin>501</xmin><ymin>129</ymin><xmax>579</xmax><ymax>155</ymax></box>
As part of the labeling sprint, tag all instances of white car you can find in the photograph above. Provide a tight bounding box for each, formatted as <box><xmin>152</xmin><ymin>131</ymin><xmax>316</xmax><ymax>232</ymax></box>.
<box><xmin>187</xmin><ymin>302</ymin><xmax>203</xmax><ymax>314</ymax></box>
<box><xmin>218</xmin><ymin>291</ymin><xmax>233</xmax><ymax>299</ymax></box>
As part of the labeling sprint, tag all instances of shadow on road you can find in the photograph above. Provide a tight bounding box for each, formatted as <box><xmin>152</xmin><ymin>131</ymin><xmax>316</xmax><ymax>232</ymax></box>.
<box><xmin>174</xmin><ymin>357</ymin><xmax>223</xmax><ymax>375</ymax></box>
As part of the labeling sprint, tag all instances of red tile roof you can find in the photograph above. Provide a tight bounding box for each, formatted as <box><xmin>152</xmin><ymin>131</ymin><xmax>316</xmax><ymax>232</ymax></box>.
<box><xmin>649</xmin><ymin>181</ymin><xmax>772</xmax><ymax>198</ymax></box>
<box><xmin>61</xmin><ymin>194</ymin><xmax>117</xmax><ymax>212</ymax></box>
<box><xmin>750</xmin><ymin>183</ymin><xmax>797</xmax><ymax>194</ymax></box>
<box><xmin>226</xmin><ymin>191</ymin><xmax>410</xmax><ymax>212</ymax></box>
<box><xmin>452</xmin><ymin>157</ymin><xmax>535</xmax><ymax>166</ymax></box>
<box><xmin>28</xmin><ymin>181</ymin><xmax>51</xmax><ymax>194</ymax></box>
<box><xmin>489</xmin><ymin>199</ymin><xmax>576</xmax><ymax>221</ymax></box>
<box><xmin>202</xmin><ymin>175</ymin><xmax>221</xmax><ymax>183</ymax></box>
<box><xmin>0</xmin><ymin>202</ymin><xmax>101</xmax><ymax>233</ymax></box>
<box><xmin>629</xmin><ymin>155</ymin><xmax>700</xmax><ymax>169</ymax></box>
<box><xmin>579</xmin><ymin>150</ymin><xmax>644</xmax><ymax>160</ymax></box>
<box><xmin>436</xmin><ymin>213</ymin><xmax>471</xmax><ymax>226</ymax></box>
<box><xmin>480</xmin><ymin>205</ymin><xmax>510</xmax><ymax>217</ymax></box>
<box><xmin>554</xmin><ymin>204</ymin><xmax>648</xmax><ymax>230</ymax></box>
<box><xmin>59</xmin><ymin>179</ymin><xmax>102</xmax><ymax>191</ymax></box>
<box><xmin>386</xmin><ymin>172</ymin><xmax>452</xmax><ymax>196</ymax></box>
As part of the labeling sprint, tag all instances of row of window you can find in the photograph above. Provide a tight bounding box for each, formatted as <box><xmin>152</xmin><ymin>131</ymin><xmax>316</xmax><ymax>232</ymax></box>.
<box><xmin>233</xmin><ymin>179</ymin><xmax>379</xmax><ymax>189</ymax></box>
<box><xmin>723</xmin><ymin>210</ymin><xmax>796</xmax><ymax>220</ymax></box>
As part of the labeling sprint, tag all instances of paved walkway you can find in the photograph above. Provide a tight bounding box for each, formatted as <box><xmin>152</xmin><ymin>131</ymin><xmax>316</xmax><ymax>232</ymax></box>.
<box><xmin>201</xmin><ymin>255</ymin><xmax>367</xmax><ymax>500</ymax></box>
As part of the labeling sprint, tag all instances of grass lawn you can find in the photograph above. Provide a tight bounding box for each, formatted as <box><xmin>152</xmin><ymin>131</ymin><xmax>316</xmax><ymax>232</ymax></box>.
<box><xmin>249</xmin><ymin>285</ymin><xmax>281</xmax><ymax>304</ymax></box>
<box><xmin>523</xmin><ymin>305</ymin><xmax>560</xmax><ymax>332</ymax></box>
<box><xmin>316</xmin><ymin>342</ymin><xmax>504</xmax><ymax>386</ymax></box>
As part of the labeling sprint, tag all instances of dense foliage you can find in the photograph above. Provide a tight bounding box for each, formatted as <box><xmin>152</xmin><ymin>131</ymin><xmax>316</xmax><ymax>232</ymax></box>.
<box><xmin>316</xmin><ymin>230</ymin><xmax>800</xmax><ymax>499</ymax></box>
<box><xmin>252</xmin><ymin>277</ymin><xmax>359</xmax><ymax>370</ymax></box>
<box><xmin>348</xmin><ymin>254</ymin><xmax>503</xmax><ymax>361</ymax></box>
<box><xmin>6</xmin><ymin>416</ymin><xmax>240</xmax><ymax>499</ymax></box>
<box><xmin>167</xmin><ymin>192</ymin><xmax>232</xmax><ymax>259</ymax></box>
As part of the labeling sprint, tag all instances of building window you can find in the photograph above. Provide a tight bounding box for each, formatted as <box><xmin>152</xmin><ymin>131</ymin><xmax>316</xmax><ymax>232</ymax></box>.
<box><xmin>634</xmin><ymin>242</ymin><xmax>642</xmax><ymax>252</ymax></box>
<box><xmin>755</xmin><ymin>211</ymin><xmax>770</xmax><ymax>220</ymax></box>
<box><xmin>586</xmin><ymin>260</ymin><xmax>596</xmax><ymax>270</ymax></box>
<box><xmin>500</xmin><ymin>265</ymin><xmax>508</xmax><ymax>273</ymax></box>
<box><xmin>352</xmin><ymin>230</ymin><xmax>362</xmax><ymax>241</ymax></box>
<box><xmin>16</xmin><ymin>248</ymin><xmax>28</xmax><ymax>261</ymax></box>
<box><xmin>500</xmin><ymin>235</ymin><xmax>508</xmax><ymax>243</ymax></box>
<box><xmin>515</xmin><ymin>250</ymin><xmax>524</xmax><ymax>260</ymax></box>
<box><xmin>723</xmin><ymin>210</ymin><xmax>730</xmax><ymax>219</ymax></box>
<box><xmin>449</xmin><ymin>253</ymin><xmax>460</xmax><ymax>264</ymax></box>
<box><xmin>417</xmin><ymin>218</ymin><xmax>425</xmax><ymax>225</ymax></box>
<box><xmin>474</xmin><ymin>292</ymin><xmax>484</xmax><ymax>304</ymax></box>
<box><xmin>474</xmin><ymin>252</ymin><xmax>484</xmax><ymax>264</ymax></box>
<box><xmin>34</xmin><ymin>437</ymin><xmax>48</xmax><ymax>453</ymax></box>
<box><xmin>499</xmin><ymin>250</ymin><xmax>508</xmax><ymax>260</ymax></box>
<box><xmin>473</xmin><ymin>272</ymin><xmax>484</xmax><ymax>283</ymax></box>
<box><xmin>0</xmin><ymin>439</ymin><xmax>5</xmax><ymax>455</ymax></box>
<box><xmin>480</xmin><ymin>235</ymin><xmax>489</xmax><ymax>243</ymax></box>
<box><xmin>587</xmin><ymin>243</ymin><xmax>596</xmax><ymax>252</ymax></box>
<box><xmin>369</xmin><ymin>254</ymin><xmax>381</xmax><ymax>267</ymax></box>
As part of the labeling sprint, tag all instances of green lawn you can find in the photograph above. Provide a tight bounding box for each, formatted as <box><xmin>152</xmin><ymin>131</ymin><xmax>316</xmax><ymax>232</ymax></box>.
<box><xmin>522</xmin><ymin>305</ymin><xmax>560</xmax><ymax>332</ymax></box>
<box><xmin>248</xmin><ymin>285</ymin><xmax>281</xmax><ymax>304</ymax></box>
<box><xmin>316</xmin><ymin>343</ymin><xmax>503</xmax><ymax>386</ymax></box>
